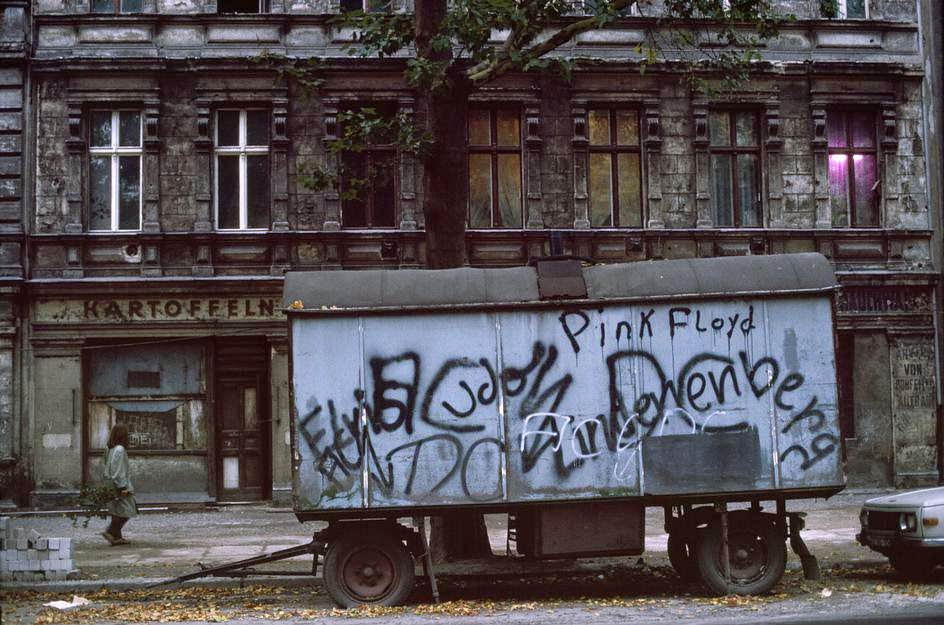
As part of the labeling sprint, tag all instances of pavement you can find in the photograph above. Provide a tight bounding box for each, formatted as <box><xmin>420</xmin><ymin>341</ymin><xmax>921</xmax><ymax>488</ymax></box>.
<box><xmin>0</xmin><ymin>489</ymin><xmax>895</xmax><ymax>593</ymax></box>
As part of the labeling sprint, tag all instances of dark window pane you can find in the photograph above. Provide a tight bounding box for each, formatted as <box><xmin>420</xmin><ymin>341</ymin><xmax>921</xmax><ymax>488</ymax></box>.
<box><xmin>91</xmin><ymin>0</ymin><xmax>115</xmax><ymax>12</ymax></box>
<box><xmin>853</xmin><ymin>153</ymin><xmax>878</xmax><ymax>226</ymax></box>
<box><xmin>217</xmin><ymin>111</ymin><xmax>240</xmax><ymax>147</ymax></box>
<box><xmin>468</xmin><ymin>154</ymin><xmax>492</xmax><ymax>228</ymax></box>
<box><xmin>851</xmin><ymin>112</ymin><xmax>875</xmax><ymax>148</ymax></box>
<box><xmin>616</xmin><ymin>110</ymin><xmax>639</xmax><ymax>146</ymax></box>
<box><xmin>617</xmin><ymin>152</ymin><xmax>642</xmax><ymax>227</ymax></box>
<box><xmin>468</xmin><ymin>110</ymin><xmax>491</xmax><ymax>146</ymax></box>
<box><xmin>366</xmin><ymin>0</ymin><xmax>388</xmax><ymax>12</ymax></box>
<box><xmin>117</xmin><ymin>155</ymin><xmax>140</xmax><ymax>230</ymax></box>
<box><xmin>736</xmin><ymin>153</ymin><xmax>760</xmax><ymax>227</ymax></box>
<box><xmin>827</xmin><ymin>112</ymin><xmax>847</xmax><ymax>148</ymax></box>
<box><xmin>711</xmin><ymin>154</ymin><xmax>733</xmax><ymax>226</ymax></box>
<box><xmin>89</xmin><ymin>156</ymin><xmax>112</xmax><ymax>230</ymax></box>
<box><xmin>339</xmin><ymin>0</ymin><xmax>362</xmax><ymax>11</ymax></box>
<box><xmin>217</xmin><ymin>156</ymin><xmax>239</xmax><ymax>229</ymax></box>
<box><xmin>589</xmin><ymin>153</ymin><xmax>613</xmax><ymax>227</ymax></box>
<box><xmin>120</xmin><ymin>0</ymin><xmax>143</xmax><ymax>12</ymax></box>
<box><xmin>220</xmin><ymin>384</ymin><xmax>241</xmax><ymax>429</ymax></box>
<box><xmin>496</xmin><ymin>110</ymin><xmax>520</xmax><ymax>147</ymax></box>
<box><xmin>118</xmin><ymin>111</ymin><xmax>140</xmax><ymax>147</ymax></box>
<box><xmin>247</xmin><ymin>155</ymin><xmax>269</xmax><ymax>229</ymax></box>
<box><xmin>218</xmin><ymin>0</ymin><xmax>263</xmax><ymax>13</ymax></box>
<box><xmin>828</xmin><ymin>154</ymin><xmax>850</xmax><ymax>226</ymax></box>
<box><xmin>246</xmin><ymin>111</ymin><xmax>269</xmax><ymax>146</ymax></box>
<box><xmin>496</xmin><ymin>154</ymin><xmax>521</xmax><ymax>228</ymax></box>
<box><xmin>91</xmin><ymin>111</ymin><xmax>112</xmax><ymax>148</ymax></box>
<box><xmin>735</xmin><ymin>111</ymin><xmax>758</xmax><ymax>146</ymax></box>
<box><xmin>588</xmin><ymin>110</ymin><xmax>611</xmax><ymax>146</ymax></box>
<box><xmin>341</xmin><ymin>152</ymin><xmax>367</xmax><ymax>227</ymax></box>
<box><xmin>846</xmin><ymin>0</ymin><xmax>866</xmax><ymax>18</ymax></box>
<box><xmin>709</xmin><ymin>111</ymin><xmax>730</xmax><ymax>147</ymax></box>
<box><xmin>370</xmin><ymin>152</ymin><xmax>396</xmax><ymax>227</ymax></box>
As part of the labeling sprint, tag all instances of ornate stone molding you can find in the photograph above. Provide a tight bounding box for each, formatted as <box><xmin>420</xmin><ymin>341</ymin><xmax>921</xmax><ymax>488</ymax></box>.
<box><xmin>524</xmin><ymin>106</ymin><xmax>544</xmax><ymax>229</ymax></box>
<box><xmin>643</xmin><ymin>101</ymin><xmax>664</xmax><ymax>229</ymax></box>
<box><xmin>321</xmin><ymin>99</ymin><xmax>341</xmax><ymax>233</ymax></box>
<box><xmin>571</xmin><ymin>106</ymin><xmax>589</xmax><ymax>229</ymax></box>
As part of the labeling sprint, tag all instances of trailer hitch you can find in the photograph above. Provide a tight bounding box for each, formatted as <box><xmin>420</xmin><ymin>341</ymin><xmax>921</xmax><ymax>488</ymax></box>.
<box><xmin>147</xmin><ymin>539</ymin><xmax>323</xmax><ymax>589</ymax></box>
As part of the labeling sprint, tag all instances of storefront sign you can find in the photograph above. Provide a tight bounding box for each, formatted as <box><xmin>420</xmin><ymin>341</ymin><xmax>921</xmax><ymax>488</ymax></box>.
<box><xmin>34</xmin><ymin>297</ymin><xmax>283</xmax><ymax>323</ymax></box>
<box><xmin>837</xmin><ymin>286</ymin><xmax>932</xmax><ymax>315</ymax></box>
<box><xmin>892</xmin><ymin>341</ymin><xmax>937</xmax><ymax>410</ymax></box>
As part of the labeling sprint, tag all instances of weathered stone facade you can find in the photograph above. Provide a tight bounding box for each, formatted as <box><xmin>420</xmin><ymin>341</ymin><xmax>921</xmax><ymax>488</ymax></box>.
<box><xmin>3</xmin><ymin>0</ymin><xmax>941</xmax><ymax>506</ymax></box>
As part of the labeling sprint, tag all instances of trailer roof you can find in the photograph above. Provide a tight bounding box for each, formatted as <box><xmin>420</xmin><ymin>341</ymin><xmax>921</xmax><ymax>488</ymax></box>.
<box><xmin>282</xmin><ymin>253</ymin><xmax>837</xmax><ymax>313</ymax></box>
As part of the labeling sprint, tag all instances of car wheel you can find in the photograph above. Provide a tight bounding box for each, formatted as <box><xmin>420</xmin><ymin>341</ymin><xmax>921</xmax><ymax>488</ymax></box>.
<box><xmin>889</xmin><ymin>550</ymin><xmax>938</xmax><ymax>581</ymax></box>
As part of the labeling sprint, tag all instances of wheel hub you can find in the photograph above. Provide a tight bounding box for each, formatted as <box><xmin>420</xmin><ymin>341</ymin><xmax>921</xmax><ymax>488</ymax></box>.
<box><xmin>726</xmin><ymin>532</ymin><xmax>767</xmax><ymax>582</ymax></box>
<box><xmin>342</xmin><ymin>547</ymin><xmax>396</xmax><ymax>601</ymax></box>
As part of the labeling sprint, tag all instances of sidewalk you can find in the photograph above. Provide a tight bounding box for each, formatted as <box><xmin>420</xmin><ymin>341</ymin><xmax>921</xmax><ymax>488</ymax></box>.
<box><xmin>1</xmin><ymin>490</ymin><xmax>892</xmax><ymax>592</ymax></box>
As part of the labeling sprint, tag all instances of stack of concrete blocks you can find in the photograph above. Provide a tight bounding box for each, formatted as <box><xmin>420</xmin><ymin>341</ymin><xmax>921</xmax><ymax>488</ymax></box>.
<box><xmin>0</xmin><ymin>517</ymin><xmax>77</xmax><ymax>581</ymax></box>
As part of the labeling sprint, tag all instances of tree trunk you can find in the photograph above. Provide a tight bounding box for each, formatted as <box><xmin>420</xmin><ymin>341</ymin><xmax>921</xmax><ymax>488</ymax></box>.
<box><xmin>414</xmin><ymin>0</ymin><xmax>491</xmax><ymax>560</ymax></box>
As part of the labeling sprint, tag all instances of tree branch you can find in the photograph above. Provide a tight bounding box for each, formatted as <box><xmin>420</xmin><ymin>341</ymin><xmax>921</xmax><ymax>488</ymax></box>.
<box><xmin>467</xmin><ymin>0</ymin><xmax>632</xmax><ymax>83</ymax></box>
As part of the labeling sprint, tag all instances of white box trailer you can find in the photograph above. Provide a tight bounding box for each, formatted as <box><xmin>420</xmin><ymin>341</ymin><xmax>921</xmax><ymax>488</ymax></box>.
<box><xmin>283</xmin><ymin>253</ymin><xmax>844</xmax><ymax>606</ymax></box>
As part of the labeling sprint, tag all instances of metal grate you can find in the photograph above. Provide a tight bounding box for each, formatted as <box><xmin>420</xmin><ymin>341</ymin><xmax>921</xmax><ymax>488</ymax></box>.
<box><xmin>866</xmin><ymin>510</ymin><xmax>899</xmax><ymax>531</ymax></box>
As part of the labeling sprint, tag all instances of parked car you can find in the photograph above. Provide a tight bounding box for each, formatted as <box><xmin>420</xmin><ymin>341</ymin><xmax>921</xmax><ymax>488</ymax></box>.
<box><xmin>857</xmin><ymin>487</ymin><xmax>944</xmax><ymax>579</ymax></box>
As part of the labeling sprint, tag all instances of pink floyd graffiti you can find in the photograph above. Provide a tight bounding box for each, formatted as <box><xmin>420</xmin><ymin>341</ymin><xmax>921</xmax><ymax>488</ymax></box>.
<box><xmin>293</xmin><ymin>300</ymin><xmax>841</xmax><ymax>508</ymax></box>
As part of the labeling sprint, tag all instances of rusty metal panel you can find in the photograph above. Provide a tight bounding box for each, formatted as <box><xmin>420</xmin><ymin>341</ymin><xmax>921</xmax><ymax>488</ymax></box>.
<box><xmin>360</xmin><ymin>312</ymin><xmax>503</xmax><ymax>507</ymax></box>
<box><xmin>766</xmin><ymin>297</ymin><xmax>843</xmax><ymax>488</ymax></box>
<box><xmin>518</xmin><ymin>502</ymin><xmax>644</xmax><ymax>557</ymax></box>
<box><xmin>292</xmin><ymin>316</ymin><xmax>365</xmax><ymax>510</ymax></box>
<box><xmin>289</xmin><ymin>261</ymin><xmax>843</xmax><ymax>512</ymax></box>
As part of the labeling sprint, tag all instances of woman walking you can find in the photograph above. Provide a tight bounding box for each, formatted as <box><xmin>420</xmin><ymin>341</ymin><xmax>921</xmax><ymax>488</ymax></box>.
<box><xmin>101</xmin><ymin>423</ymin><xmax>137</xmax><ymax>546</ymax></box>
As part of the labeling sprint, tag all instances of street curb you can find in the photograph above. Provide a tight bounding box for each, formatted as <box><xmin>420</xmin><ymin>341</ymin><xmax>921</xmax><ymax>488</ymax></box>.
<box><xmin>2</xmin><ymin>556</ymin><xmax>892</xmax><ymax>594</ymax></box>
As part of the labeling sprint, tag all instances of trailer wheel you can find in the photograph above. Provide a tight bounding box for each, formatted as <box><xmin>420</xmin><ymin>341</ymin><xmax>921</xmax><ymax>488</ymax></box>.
<box><xmin>323</xmin><ymin>532</ymin><xmax>415</xmax><ymax>608</ymax></box>
<box><xmin>695</xmin><ymin>512</ymin><xmax>786</xmax><ymax>595</ymax></box>
<box><xmin>667</xmin><ymin>532</ymin><xmax>700</xmax><ymax>582</ymax></box>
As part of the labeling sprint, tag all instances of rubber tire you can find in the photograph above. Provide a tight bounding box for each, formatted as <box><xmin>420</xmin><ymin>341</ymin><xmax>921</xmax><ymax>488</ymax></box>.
<box><xmin>889</xmin><ymin>550</ymin><xmax>938</xmax><ymax>581</ymax></box>
<box><xmin>695</xmin><ymin>512</ymin><xmax>787</xmax><ymax>596</ymax></box>
<box><xmin>668</xmin><ymin>532</ymin><xmax>700</xmax><ymax>582</ymax></box>
<box><xmin>322</xmin><ymin>531</ymin><xmax>415</xmax><ymax>608</ymax></box>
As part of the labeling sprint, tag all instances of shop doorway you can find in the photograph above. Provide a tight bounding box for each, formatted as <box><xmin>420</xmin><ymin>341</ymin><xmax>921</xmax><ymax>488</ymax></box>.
<box><xmin>215</xmin><ymin>338</ymin><xmax>270</xmax><ymax>501</ymax></box>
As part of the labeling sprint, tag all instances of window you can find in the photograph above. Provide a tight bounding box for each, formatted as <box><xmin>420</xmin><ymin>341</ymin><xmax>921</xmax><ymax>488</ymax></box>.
<box><xmin>468</xmin><ymin>108</ymin><xmax>523</xmax><ymax>229</ymax></box>
<box><xmin>215</xmin><ymin>110</ymin><xmax>270</xmax><ymax>230</ymax></box>
<box><xmin>709</xmin><ymin>110</ymin><xmax>761</xmax><ymax>227</ymax></box>
<box><xmin>340</xmin><ymin>106</ymin><xmax>397</xmax><ymax>228</ymax></box>
<box><xmin>586</xmin><ymin>108</ymin><xmax>643</xmax><ymax>228</ymax></box>
<box><xmin>89</xmin><ymin>110</ymin><xmax>142</xmax><ymax>231</ymax></box>
<box><xmin>837</xmin><ymin>0</ymin><xmax>868</xmax><ymax>19</ymax></box>
<box><xmin>90</xmin><ymin>0</ymin><xmax>142</xmax><ymax>12</ymax></box>
<box><xmin>217</xmin><ymin>0</ymin><xmax>269</xmax><ymax>13</ymax></box>
<box><xmin>827</xmin><ymin>110</ymin><xmax>879</xmax><ymax>227</ymax></box>
<box><xmin>339</xmin><ymin>0</ymin><xmax>388</xmax><ymax>12</ymax></box>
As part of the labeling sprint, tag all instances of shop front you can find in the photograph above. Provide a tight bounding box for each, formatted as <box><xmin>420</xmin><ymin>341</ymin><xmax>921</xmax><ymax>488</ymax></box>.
<box><xmin>27</xmin><ymin>287</ymin><xmax>292</xmax><ymax>507</ymax></box>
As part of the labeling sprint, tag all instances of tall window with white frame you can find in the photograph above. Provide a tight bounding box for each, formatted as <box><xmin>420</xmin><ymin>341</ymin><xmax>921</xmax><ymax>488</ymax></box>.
<box><xmin>89</xmin><ymin>110</ymin><xmax>142</xmax><ymax>231</ymax></box>
<box><xmin>587</xmin><ymin>108</ymin><xmax>643</xmax><ymax>228</ymax></box>
<box><xmin>215</xmin><ymin>110</ymin><xmax>270</xmax><ymax>230</ymax></box>
<box><xmin>709</xmin><ymin>109</ymin><xmax>762</xmax><ymax>228</ymax></box>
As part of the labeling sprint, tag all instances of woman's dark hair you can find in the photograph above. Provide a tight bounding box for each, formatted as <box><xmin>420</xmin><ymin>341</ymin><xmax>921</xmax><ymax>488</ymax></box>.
<box><xmin>107</xmin><ymin>423</ymin><xmax>130</xmax><ymax>449</ymax></box>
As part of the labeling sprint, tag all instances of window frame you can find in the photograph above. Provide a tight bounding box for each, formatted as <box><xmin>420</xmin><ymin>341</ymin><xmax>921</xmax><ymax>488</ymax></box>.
<box><xmin>467</xmin><ymin>106</ymin><xmax>524</xmax><ymax>229</ymax></box>
<box><xmin>708</xmin><ymin>108</ymin><xmax>763</xmax><ymax>228</ymax></box>
<box><xmin>89</xmin><ymin>0</ymin><xmax>144</xmax><ymax>13</ymax></box>
<box><xmin>88</xmin><ymin>109</ymin><xmax>143</xmax><ymax>233</ymax></box>
<box><xmin>836</xmin><ymin>0</ymin><xmax>868</xmax><ymax>19</ymax></box>
<box><xmin>585</xmin><ymin>107</ymin><xmax>644</xmax><ymax>228</ymax></box>
<box><xmin>339</xmin><ymin>104</ymin><xmax>400</xmax><ymax>229</ymax></box>
<box><xmin>216</xmin><ymin>0</ymin><xmax>270</xmax><ymax>13</ymax></box>
<box><xmin>213</xmin><ymin>108</ymin><xmax>271</xmax><ymax>231</ymax></box>
<box><xmin>339</xmin><ymin>0</ymin><xmax>389</xmax><ymax>12</ymax></box>
<box><xmin>826</xmin><ymin>108</ymin><xmax>880</xmax><ymax>228</ymax></box>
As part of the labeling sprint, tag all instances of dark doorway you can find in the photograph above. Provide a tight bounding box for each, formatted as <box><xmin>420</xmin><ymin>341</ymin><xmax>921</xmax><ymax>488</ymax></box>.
<box><xmin>215</xmin><ymin>338</ymin><xmax>270</xmax><ymax>501</ymax></box>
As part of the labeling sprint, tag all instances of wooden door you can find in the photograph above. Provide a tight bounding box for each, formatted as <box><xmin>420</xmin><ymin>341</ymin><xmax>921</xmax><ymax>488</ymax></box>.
<box><xmin>216</xmin><ymin>339</ymin><xmax>269</xmax><ymax>501</ymax></box>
